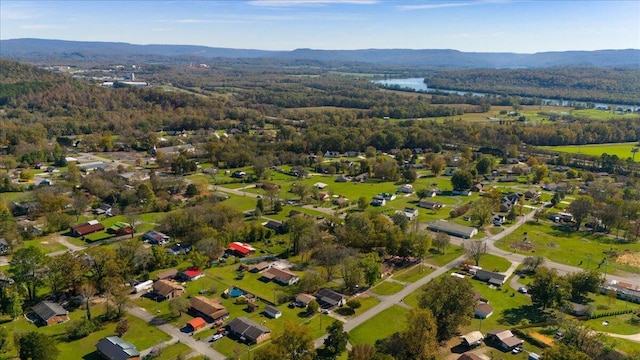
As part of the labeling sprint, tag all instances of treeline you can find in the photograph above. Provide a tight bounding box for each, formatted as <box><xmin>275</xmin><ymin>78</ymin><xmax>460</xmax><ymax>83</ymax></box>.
<box><xmin>426</xmin><ymin>67</ymin><xmax>640</xmax><ymax>105</ymax></box>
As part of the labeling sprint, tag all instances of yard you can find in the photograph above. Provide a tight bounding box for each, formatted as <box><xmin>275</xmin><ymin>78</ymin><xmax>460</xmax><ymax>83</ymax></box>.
<box><xmin>495</xmin><ymin>221</ymin><xmax>640</xmax><ymax>274</ymax></box>
<box><xmin>348</xmin><ymin>305</ymin><xmax>409</xmax><ymax>346</ymax></box>
<box><xmin>541</xmin><ymin>141</ymin><xmax>640</xmax><ymax>161</ymax></box>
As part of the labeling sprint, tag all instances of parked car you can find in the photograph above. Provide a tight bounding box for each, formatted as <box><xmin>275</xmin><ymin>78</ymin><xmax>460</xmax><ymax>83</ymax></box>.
<box><xmin>518</xmin><ymin>287</ymin><xmax>528</xmax><ymax>294</ymax></box>
<box><xmin>210</xmin><ymin>334</ymin><xmax>224</xmax><ymax>342</ymax></box>
<box><xmin>512</xmin><ymin>347</ymin><xmax>522</xmax><ymax>354</ymax></box>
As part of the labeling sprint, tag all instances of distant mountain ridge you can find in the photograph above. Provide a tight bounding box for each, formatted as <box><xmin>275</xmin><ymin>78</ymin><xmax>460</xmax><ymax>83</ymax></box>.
<box><xmin>1</xmin><ymin>38</ymin><xmax>639</xmax><ymax>68</ymax></box>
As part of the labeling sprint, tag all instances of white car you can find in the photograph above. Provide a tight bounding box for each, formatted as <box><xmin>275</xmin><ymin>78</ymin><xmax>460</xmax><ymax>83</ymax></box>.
<box><xmin>512</xmin><ymin>347</ymin><xmax>523</xmax><ymax>354</ymax></box>
<box><xmin>518</xmin><ymin>287</ymin><xmax>528</xmax><ymax>294</ymax></box>
<box><xmin>210</xmin><ymin>334</ymin><xmax>224</xmax><ymax>342</ymax></box>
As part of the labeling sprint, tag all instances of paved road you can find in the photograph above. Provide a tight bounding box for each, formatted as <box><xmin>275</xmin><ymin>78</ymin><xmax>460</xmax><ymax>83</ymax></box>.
<box><xmin>127</xmin><ymin>306</ymin><xmax>226</xmax><ymax>360</ymax></box>
<box><xmin>314</xmin><ymin>252</ymin><xmax>469</xmax><ymax>348</ymax></box>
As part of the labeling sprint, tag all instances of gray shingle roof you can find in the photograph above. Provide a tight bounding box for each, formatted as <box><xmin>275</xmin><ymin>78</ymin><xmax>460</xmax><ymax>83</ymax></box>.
<box><xmin>96</xmin><ymin>336</ymin><xmax>140</xmax><ymax>359</ymax></box>
<box><xmin>32</xmin><ymin>301</ymin><xmax>67</xmax><ymax>321</ymax></box>
<box><xmin>227</xmin><ymin>317</ymin><xmax>270</xmax><ymax>343</ymax></box>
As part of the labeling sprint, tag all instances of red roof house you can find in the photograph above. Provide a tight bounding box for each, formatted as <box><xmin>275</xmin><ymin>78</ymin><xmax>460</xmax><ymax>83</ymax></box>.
<box><xmin>71</xmin><ymin>220</ymin><xmax>105</xmax><ymax>237</ymax></box>
<box><xmin>228</xmin><ymin>242</ymin><xmax>256</xmax><ymax>257</ymax></box>
<box><xmin>187</xmin><ymin>317</ymin><xmax>207</xmax><ymax>332</ymax></box>
<box><xmin>182</xmin><ymin>268</ymin><xmax>204</xmax><ymax>281</ymax></box>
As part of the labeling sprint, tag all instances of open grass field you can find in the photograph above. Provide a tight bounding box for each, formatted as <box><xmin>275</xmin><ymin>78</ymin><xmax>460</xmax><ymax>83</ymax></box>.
<box><xmin>370</xmin><ymin>281</ymin><xmax>405</xmax><ymax>295</ymax></box>
<box><xmin>393</xmin><ymin>264</ymin><xmax>433</xmax><ymax>283</ymax></box>
<box><xmin>477</xmin><ymin>253</ymin><xmax>513</xmax><ymax>273</ymax></box>
<box><xmin>541</xmin><ymin>142</ymin><xmax>639</xmax><ymax>161</ymax></box>
<box><xmin>496</xmin><ymin>220</ymin><xmax>640</xmax><ymax>274</ymax></box>
<box><xmin>348</xmin><ymin>305</ymin><xmax>409</xmax><ymax>346</ymax></box>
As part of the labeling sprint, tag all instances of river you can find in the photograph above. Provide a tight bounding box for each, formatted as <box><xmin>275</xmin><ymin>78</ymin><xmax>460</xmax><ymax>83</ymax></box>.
<box><xmin>373</xmin><ymin>78</ymin><xmax>639</xmax><ymax>111</ymax></box>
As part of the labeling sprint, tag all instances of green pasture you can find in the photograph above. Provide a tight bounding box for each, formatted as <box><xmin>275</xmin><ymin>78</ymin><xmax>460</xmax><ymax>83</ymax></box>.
<box><xmin>495</xmin><ymin>220</ymin><xmax>640</xmax><ymax>274</ymax></box>
<box><xmin>370</xmin><ymin>281</ymin><xmax>405</xmax><ymax>296</ymax></box>
<box><xmin>392</xmin><ymin>264</ymin><xmax>434</xmax><ymax>283</ymax></box>
<box><xmin>542</xmin><ymin>142</ymin><xmax>639</xmax><ymax>161</ymax></box>
<box><xmin>477</xmin><ymin>253</ymin><xmax>513</xmax><ymax>273</ymax></box>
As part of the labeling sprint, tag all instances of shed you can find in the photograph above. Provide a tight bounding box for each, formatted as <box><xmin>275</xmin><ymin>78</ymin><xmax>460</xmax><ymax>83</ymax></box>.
<box><xmin>156</xmin><ymin>268</ymin><xmax>178</xmax><ymax>280</ymax></box>
<box><xmin>264</xmin><ymin>305</ymin><xmax>282</xmax><ymax>319</ymax></box>
<box><xmin>187</xmin><ymin>317</ymin><xmax>207</xmax><ymax>332</ymax></box>
<box><xmin>474</xmin><ymin>303</ymin><xmax>494</xmax><ymax>319</ymax></box>
<box><xmin>71</xmin><ymin>220</ymin><xmax>105</xmax><ymax>237</ymax></box>
<box><xmin>316</xmin><ymin>288</ymin><xmax>345</xmax><ymax>308</ymax></box>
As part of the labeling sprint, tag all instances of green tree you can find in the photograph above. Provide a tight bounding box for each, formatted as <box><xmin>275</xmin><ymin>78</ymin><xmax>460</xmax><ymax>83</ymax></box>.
<box><xmin>323</xmin><ymin>320</ymin><xmax>349</xmax><ymax>359</ymax></box>
<box><xmin>475</xmin><ymin>155</ymin><xmax>494</xmax><ymax>174</ymax></box>
<box><xmin>418</xmin><ymin>276</ymin><xmax>475</xmax><ymax>341</ymax></box>
<box><xmin>541</xmin><ymin>343</ymin><xmax>591</xmax><ymax>360</ymax></box>
<box><xmin>402</xmin><ymin>168</ymin><xmax>417</xmax><ymax>183</ymax></box>
<box><xmin>433</xmin><ymin>232</ymin><xmax>450</xmax><ymax>254</ymax></box>
<box><xmin>271</xmin><ymin>322</ymin><xmax>315</xmax><ymax>360</ymax></box>
<box><xmin>357</xmin><ymin>196</ymin><xmax>368</xmax><ymax>210</ymax></box>
<box><xmin>465</xmin><ymin>239</ymin><xmax>486</xmax><ymax>266</ymax></box>
<box><xmin>523</xmin><ymin>255</ymin><xmax>545</xmax><ymax>272</ymax></box>
<box><xmin>17</xmin><ymin>332</ymin><xmax>60</xmax><ymax>360</ymax></box>
<box><xmin>169</xmin><ymin>296</ymin><xmax>190</xmax><ymax>317</ymax></box>
<box><xmin>0</xmin><ymin>326</ymin><xmax>12</xmax><ymax>354</ymax></box>
<box><xmin>348</xmin><ymin>344</ymin><xmax>376</xmax><ymax>360</ymax></box>
<box><xmin>532</xmin><ymin>164</ymin><xmax>549</xmax><ymax>183</ymax></box>
<box><xmin>528</xmin><ymin>267</ymin><xmax>571</xmax><ymax>310</ymax></box>
<box><xmin>470</xmin><ymin>198</ymin><xmax>495</xmax><ymax>228</ymax></box>
<box><xmin>307</xmin><ymin>300</ymin><xmax>320</xmax><ymax>315</ymax></box>
<box><xmin>185</xmin><ymin>183</ymin><xmax>199</xmax><ymax>197</ymax></box>
<box><xmin>341</xmin><ymin>257</ymin><xmax>363</xmax><ymax>291</ymax></box>
<box><xmin>451</xmin><ymin>170</ymin><xmax>473</xmax><ymax>191</ymax></box>
<box><xmin>9</xmin><ymin>246</ymin><xmax>47</xmax><ymax>301</ymax></box>
<box><xmin>566</xmin><ymin>270</ymin><xmax>602</xmax><ymax>299</ymax></box>
<box><xmin>568</xmin><ymin>196</ymin><xmax>594</xmax><ymax>231</ymax></box>
<box><xmin>286</xmin><ymin>214</ymin><xmax>317</xmax><ymax>256</ymax></box>
<box><xmin>361</xmin><ymin>253</ymin><xmax>381</xmax><ymax>287</ymax></box>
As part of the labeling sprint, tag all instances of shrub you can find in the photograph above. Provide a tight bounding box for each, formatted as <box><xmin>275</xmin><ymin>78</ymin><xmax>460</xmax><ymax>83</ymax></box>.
<box><xmin>346</xmin><ymin>300</ymin><xmax>361</xmax><ymax>309</ymax></box>
<box><xmin>450</xmin><ymin>204</ymin><xmax>471</xmax><ymax>218</ymax></box>
<box><xmin>67</xmin><ymin>319</ymin><xmax>97</xmax><ymax>340</ymax></box>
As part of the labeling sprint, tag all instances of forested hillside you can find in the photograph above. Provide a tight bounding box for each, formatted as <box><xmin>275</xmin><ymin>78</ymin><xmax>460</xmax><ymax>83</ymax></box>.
<box><xmin>427</xmin><ymin>67</ymin><xmax>640</xmax><ymax>105</ymax></box>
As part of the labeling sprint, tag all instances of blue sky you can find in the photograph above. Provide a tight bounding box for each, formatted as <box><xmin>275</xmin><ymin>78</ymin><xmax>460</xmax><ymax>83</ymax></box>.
<box><xmin>1</xmin><ymin>0</ymin><xmax>639</xmax><ymax>53</ymax></box>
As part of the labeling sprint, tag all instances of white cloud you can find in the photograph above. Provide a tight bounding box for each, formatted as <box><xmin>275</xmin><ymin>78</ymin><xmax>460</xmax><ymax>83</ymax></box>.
<box><xmin>249</xmin><ymin>0</ymin><xmax>377</xmax><ymax>6</ymax></box>
<box><xmin>396</xmin><ymin>0</ymin><xmax>510</xmax><ymax>11</ymax></box>
<box><xmin>157</xmin><ymin>19</ymin><xmax>213</xmax><ymax>24</ymax></box>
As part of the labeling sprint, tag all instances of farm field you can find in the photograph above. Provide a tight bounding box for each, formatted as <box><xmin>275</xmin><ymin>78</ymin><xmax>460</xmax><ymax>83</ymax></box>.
<box><xmin>541</xmin><ymin>142</ymin><xmax>639</xmax><ymax>161</ymax></box>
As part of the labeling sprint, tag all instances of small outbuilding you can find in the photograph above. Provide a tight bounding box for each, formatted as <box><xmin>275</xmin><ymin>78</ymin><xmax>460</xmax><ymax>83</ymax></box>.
<box><xmin>96</xmin><ymin>336</ymin><xmax>140</xmax><ymax>360</ymax></box>
<box><xmin>427</xmin><ymin>219</ymin><xmax>478</xmax><ymax>239</ymax></box>
<box><xmin>32</xmin><ymin>301</ymin><xmax>69</xmax><ymax>326</ymax></box>
<box><xmin>187</xmin><ymin>317</ymin><xmax>207</xmax><ymax>332</ymax></box>
<box><xmin>264</xmin><ymin>305</ymin><xmax>282</xmax><ymax>319</ymax></box>
<box><xmin>71</xmin><ymin>220</ymin><xmax>105</xmax><ymax>237</ymax></box>
<box><xmin>227</xmin><ymin>317</ymin><xmax>271</xmax><ymax>344</ymax></box>
<box><xmin>460</xmin><ymin>331</ymin><xmax>485</xmax><ymax>347</ymax></box>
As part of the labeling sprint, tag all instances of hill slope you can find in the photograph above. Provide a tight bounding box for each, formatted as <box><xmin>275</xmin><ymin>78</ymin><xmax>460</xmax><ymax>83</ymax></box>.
<box><xmin>1</xmin><ymin>38</ymin><xmax>638</xmax><ymax>68</ymax></box>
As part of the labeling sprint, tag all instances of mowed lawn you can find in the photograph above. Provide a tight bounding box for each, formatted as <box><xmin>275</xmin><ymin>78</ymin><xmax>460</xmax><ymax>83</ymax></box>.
<box><xmin>496</xmin><ymin>221</ymin><xmax>640</xmax><ymax>274</ymax></box>
<box><xmin>348</xmin><ymin>305</ymin><xmax>410</xmax><ymax>346</ymax></box>
<box><xmin>542</xmin><ymin>142</ymin><xmax>640</xmax><ymax>161</ymax></box>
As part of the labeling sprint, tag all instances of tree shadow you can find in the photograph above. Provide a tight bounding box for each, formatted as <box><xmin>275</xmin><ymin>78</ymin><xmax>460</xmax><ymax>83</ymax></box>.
<box><xmin>498</xmin><ymin>305</ymin><xmax>547</xmax><ymax>326</ymax></box>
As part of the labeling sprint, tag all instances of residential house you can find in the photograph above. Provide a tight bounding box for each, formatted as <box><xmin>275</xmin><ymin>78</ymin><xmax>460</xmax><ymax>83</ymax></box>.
<box><xmin>316</xmin><ymin>191</ymin><xmax>331</xmax><ymax>202</ymax></box>
<box><xmin>32</xmin><ymin>301</ymin><xmax>69</xmax><ymax>326</ymax></box>
<box><xmin>370</xmin><ymin>196</ymin><xmax>386</xmax><ymax>207</ymax></box>
<box><xmin>353</xmin><ymin>173</ymin><xmax>369</xmax><ymax>183</ymax></box>
<box><xmin>486</xmin><ymin>329</ymin><xmax>524</xmax><ymax>351</ymax></box>
<box><xmin>427</xmin><ymin>220</ymin><xmax>478</xmax><ymax>239</ymax></box>
<box><xmin>249</xmin><ymin>262</ymin><xmax>271</xmax><ymax>273</ymax></box>
<box><xmin>600</xmin><ymin>280</ymin><xmax>640</xmax><ymax>303</ymax></box>
<box><xmin>189</xmin><ymin>296</ymin><xmax>229</xmax><ymax>323</ymax></box>
<box><xmin>474</xmin><ymin>303</ymin><xmax>494</xmax><ymax>319</ymax></box>
<box><xmin>460</xmin><ymin>331</ymin><xmax>485</xmax><ymax>347</ymax></box>
<box><xmin>444</xmin><ymin>168</ymin><xmax>457</xmax><ymax>176</ymax></box>
<box><xmin>474</xmin><ymin>269</ymin><xmax>506</xmax><ymax>286</ymax></box>
<box><xmin>232</xmin><ymin>171</ymin><xmax>247</xmax><ymax>178</ymax></box>
<box><xmin>261</xmin><ymin>267</ymin><xmax>300</xmax><ymax>286</ymax></box>
<box><xmin>396</xmin><ymin>207</ymin><xmax>419</xmax><ymax>221</ymax></box>
<box><xmin>152</xmin><ymin>280</ymin><xmax>185</xmax><ymax>301</ymax></box>
<box><xmin>96</xmin><ymin>336</ymin><xmax>140</xmax><ymax>360</ymax></box>
<box><xmin>524</xmin><ymin>189</ymin><xmax>540</xmax><ymax>200</ymax></box>
<box><xmin>156</xmin><ymin>269</ymin><xmax>178</xmax><ymax>281</ymax></box>
<box><xmin>398</xmin><ymin>184</ymin><xmax>414</xmax><ymax>194</ymax></box>
<box><xmin>166</xmin><ymin>242</ymin><xmax>192</xmax><ymax>255</ymax></box>
<box><xmin>10</xmin><ymin>201</ymin><xmax>38</xmax><ymax>216</ymax></box>
<box><xmin>314</xmin><ymin>182</ymin><xmax>328</xmax><ymax>189</ymax></box>
<box><xmin>156</xmin><ymin>144</ymin><xmax>196</xmax><ymax>156</ymax></box>
<box><xmin>471</xmin><ymin>183</ymin><xmax>484</xmax><ymax>192</ymax></box>
<box><xmin>71</xmin><ymin>220</ymin><xmax>105</xmax><ymax>237</ymax></box>
<box><xmin>182</xmin><ymin>268</ymin><xmax>204</xmax><ymax>281</ymax></box>
<box><xmin>568</xmin><ymin>302</ymin><xmax>589</xmax><ymax>316</ymax></box>
<box><xmin>0</xmin><ymin>238</ymin><xmax>10</xmax><ymax>255</ymax></box>
<box><xmin>452</xmin><ymin>189</ymin><xmax>472</xmax><ymax>196</ymax></box>
<box><xmin>498</xmin><ymin>176</ymin><xmax>519</xmax><ymax>183</ymax></box>
<box><xmin>295</xmin><ymin>293</ymin><xmax>316</xmax><ymax>308</ymax></box>
<box><xmin>335</xmin><ymin>174</ymin><xmax>351</xmax><ymax>183</ymax></box>
<box><xmin>186</xmin><ymin>317</ymin><xmax>207</xmax><ymax>332</ymax></box>
<box><xmin>344</xmin><ymin>151</ymin><xmax>359</xmax><ymax>157</ymax></box>
<box><xmin>143</xmin><ymin>230</ymin><xmax>170</xmax><ymax>245</ymax></box>
<box><xmin>418</xmin><ymin>200</ymin><xmax>444</xmax><ymax>210</ymax></box>
<box><xmin>262</xmin><ymin>220</ymin><xmax>286</xmax><ymax>234</ymax></box>
<box><xmin>379</xmin><ymin>193</ymin><xmax>397</xmax><ymax>201</ymax></box>
<box><xmin>228</xmin><ymin>242</ymin><xmax>256</xmax><ymax>257</ymax></box>
<box><xmin>93</xmin><ymin>204</ymin><xmax>113</xmax><ymax>217</ymax></box>
<box><xmin>263</xmin><ymin>305</ymin><xmax>282</xmax><ymax>319</ymax></box>
<box><xmin>316</xmin><ymin>288</ymin><xmax>345</xmax><ymax>309</ymax></box>
<box><xmin>107</xmin><ymin>222</ymin><xmax>133</xmax><ymax>236</ymax></box>
<box><xmin>324</xmin><ymin>151</ymin><xmax>340</xmax><ymax>158</ymax></box>
<box><xmin>226</xmin><ymin>317</ymin><xmax>271</xmax><ymax>344</ymax></box>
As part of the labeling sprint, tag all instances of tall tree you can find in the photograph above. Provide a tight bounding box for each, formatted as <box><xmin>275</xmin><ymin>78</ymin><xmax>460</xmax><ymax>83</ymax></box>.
<box><xmin>541</xmin><ymin>343</ymin><xmax>591</xmax><ymax>360</ymax></box>
<box><xmin>566</xmin><ymin>270</ymin><xmax>602</xmax><ymax>299</ymax></box>
<box><xmin>469</xmin><ymin>198</ymin><xmax>495</xmax><ymax>228</ymax></box>
<box><xmin>272</xmin><ymin>322</ymin><xmax>315</xmax><ymax>360</ymax></box>
<box><xmin>568</xmin><ymin>196</ymin><xmax>594</xmax><ymax>231</ymax></box>
<box><xmin>418</xmin><ymin>276</ymin><xmax>475</xmax><ymax>341</ymax></box>
<box><xmin>433</xmin><ymin>232</ymin><xmax>450</xmax><ymax>254</ymax></box>
<box><xmin>465</xmin><ymin>240</ymin><xmax>487</xmax><ymax>266</ymax></box>
<box><xmin>348</xmin><ymin>344</ymin><xmax>376</xmax><ymax>360</ymax></box>
<box><xmin>9</xmin><ymin>246</ymin><xmax>47</xmax><ymax>301</ymax></box>
<box><xmin>17</xmin><ymin>332</ymin><xmax>60</xmax><ymax>360</ymax></box>
<box><xmin>360</xmin><ymin>253</ymin><xmax>381</xmax><ymax>288</ymax></box>
<box><xmin>323</xmin><ymin>320</ymin><xmax>349</xmax><ymax>359</ymax></box>
<box><xmin>451</xmin><ymin>170</ymin><xmax>473</xmax><ymax>191</ymax></box>
<box><xmin>528</xmin><ymin>267</ymin><xmax>571</xmax><ymax>310</ymax></box>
